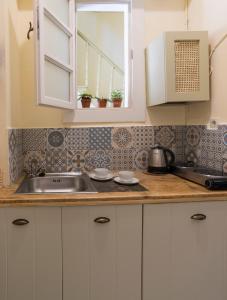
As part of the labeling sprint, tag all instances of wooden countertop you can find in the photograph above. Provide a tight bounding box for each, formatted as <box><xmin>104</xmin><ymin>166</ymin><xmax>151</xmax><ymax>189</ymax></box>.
<box><xmin>0</xmin><ymin>172</ymin><xmax>227</xmax><ymax>207</ymax></box>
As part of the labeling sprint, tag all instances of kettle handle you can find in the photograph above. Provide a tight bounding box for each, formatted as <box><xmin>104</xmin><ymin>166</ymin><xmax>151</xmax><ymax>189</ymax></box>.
<box><xmin>164</xmin><ymin>148</ymin><xmax>175</xmax><ymax>166</ymax></box>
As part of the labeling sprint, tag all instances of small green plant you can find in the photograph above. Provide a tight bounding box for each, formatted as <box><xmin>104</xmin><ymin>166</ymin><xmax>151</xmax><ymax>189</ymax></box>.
<box><xmin>77</xmin><ymin>93</ymin><xmax>92</xmax><ymax>101</ymax></box>
<box><xmin>95</xmin><ymin>97</ymin><xmax>111</xmax><ymax>102</ymax></box>
<box><xmin>95</xmin><ymin>97</ymin><xmax>111</xmax><ymax>108</ymax></box>
<box><xmin>111</xmin><ymin>89</ymin><xmax>123</xmax><ymax>100</ymax></box>
<box><xmin>111</xmin><ymin>90</ymin><xmax>123</xmax><ymax>107</ymax></box>
<box><xmin>77</xmin><ymin>93</ymin><xmax>93</xmax><ymax>108</ymax></box>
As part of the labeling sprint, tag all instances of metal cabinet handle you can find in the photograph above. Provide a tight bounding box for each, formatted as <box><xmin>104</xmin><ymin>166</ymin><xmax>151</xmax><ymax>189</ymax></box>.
<box><xmin>94</xmin><ymin>217</ymin><xmax>110</xmax><ymax>224</ymax></box>
<box><xmin>191</xmin><ymin>214</ymin><xmax>206</xmax><ymax>221</ymax></box>
<box><xmin>12</xmin><ymin>219</ymin><xmax>29</xmax><ymax>226</ymax></box>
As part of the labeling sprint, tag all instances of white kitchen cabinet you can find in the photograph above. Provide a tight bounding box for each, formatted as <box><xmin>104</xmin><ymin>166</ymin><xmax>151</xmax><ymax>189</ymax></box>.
<box><xmin>143</xmin><ymin>202</ymin><xmax>227</xmax><ymax>300</ymax></box>
<box><xmin>62</xmin><ymin>205</ymin><xmax>142</xmax><ymax>300</ymax></box>
<box><xmin>0</xmin><ymin>207</ymin><xmax>62</xmax><ymax>300</ymax></box>
<box><xmin>146</xmin><ymin>31</ymin><xmax>210</xmax><ymax>106</ymax></box>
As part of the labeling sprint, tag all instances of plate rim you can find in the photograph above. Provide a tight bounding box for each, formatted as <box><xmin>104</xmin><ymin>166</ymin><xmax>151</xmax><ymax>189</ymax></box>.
<box><xmin>89</xmin><ymin>172</ymin><xmax>114</xmax><ymax>181</ymax></box>
<box><xmin>114</xmin><ymin>176</ymin><xmax>139</xmax><ymax>185</ymax></box>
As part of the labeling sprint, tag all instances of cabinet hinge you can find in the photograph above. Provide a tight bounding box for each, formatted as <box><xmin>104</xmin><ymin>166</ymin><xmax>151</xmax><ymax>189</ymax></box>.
<box><xmin>37</xmin><ymin>6</ymin><xmax>40</xmax><ymax>40</ymax></box>
<box><xmin>131</xmin><ymin>49</ymin><xmax>133</xmax><ymax>60</ymax></box>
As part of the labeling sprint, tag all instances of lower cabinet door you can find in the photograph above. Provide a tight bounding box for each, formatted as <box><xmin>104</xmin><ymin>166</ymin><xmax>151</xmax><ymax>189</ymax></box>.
<box><xmin>143</xmin><ymin>202</ymin><xmax>227</xmax><ymax>300</ymax></box>
<box><xmin>0</xmin><ymin>207</ymin><xmax>62</xmax><ymax>300</ymax></box>
<box><xmin>62</xmin><ymin>205</ymin><xmax>142</xmax><ymax>300</ymax></box>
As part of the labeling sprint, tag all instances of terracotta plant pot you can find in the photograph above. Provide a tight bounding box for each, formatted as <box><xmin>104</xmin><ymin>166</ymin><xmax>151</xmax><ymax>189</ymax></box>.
<box><xmin>98</xmin><ymin>99</ymin><xmax>108</xmax><ymax>108</ymax></box>
<box><xmin>112</xmin><ymin>98</ymin><xmax>122</xmax><ymax>108</ymax></box>
<box><xmin>81</xmin><ymin>97</ymin><xmax>91</xmax><ymax>108</ymax></box>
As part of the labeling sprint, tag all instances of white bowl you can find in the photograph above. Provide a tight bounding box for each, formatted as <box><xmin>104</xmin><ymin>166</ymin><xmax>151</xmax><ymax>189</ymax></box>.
<box><xmin>118</xmin><ymin>171</ymin><xmax>134</xmax><ymax>181</ymax></box>
<box><xmin>94</xmin><ymin>168</ymin><xmax>110</xmax><ymax>178</ymax></box>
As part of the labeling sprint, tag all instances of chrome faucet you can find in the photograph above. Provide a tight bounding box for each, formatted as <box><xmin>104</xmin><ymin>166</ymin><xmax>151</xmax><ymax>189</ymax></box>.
<box><xmin>68</xmin><ymin>154</ymin><xmax>85</xmax><ymax>175</ymax></box>
<box><xmin>24</xmin><ymin>160</ymin><xmax>45</xmax><ymax>178</ymax></box>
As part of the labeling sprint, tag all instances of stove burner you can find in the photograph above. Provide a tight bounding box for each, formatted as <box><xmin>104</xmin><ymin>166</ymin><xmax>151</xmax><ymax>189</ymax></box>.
<box><xmin>173</xmin><ymin>165</ymin><xmax>227</xmax><ymax>190</ymax></box>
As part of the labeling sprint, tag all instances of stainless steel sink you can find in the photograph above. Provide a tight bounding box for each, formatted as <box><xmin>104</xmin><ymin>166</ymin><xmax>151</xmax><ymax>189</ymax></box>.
<box><xmin>15</xmin><ymin>173</ymin><xmax>97</xmax><ymax>194</ymax></box>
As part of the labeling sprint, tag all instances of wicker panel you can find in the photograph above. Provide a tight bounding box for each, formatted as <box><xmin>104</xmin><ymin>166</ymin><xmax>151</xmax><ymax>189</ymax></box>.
<box><xmin>175</xmin><ymin>40</ymin><xmax>200</xmax><ymax>93</ymax></box>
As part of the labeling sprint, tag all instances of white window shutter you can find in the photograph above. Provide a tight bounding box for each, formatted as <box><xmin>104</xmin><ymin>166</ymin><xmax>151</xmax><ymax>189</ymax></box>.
<box><xmin>36</xmin><ymin>0</ymin><xmax>76</xmax><ymax>109</ymax></box>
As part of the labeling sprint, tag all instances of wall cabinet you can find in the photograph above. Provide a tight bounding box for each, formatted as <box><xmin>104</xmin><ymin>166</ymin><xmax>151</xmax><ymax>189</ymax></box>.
<box><xmin>146</xmin><ymin>31</ymin><xmax>210</xmax><ymax>106</ymax></box>
<box><xmin>143</xmin><ymin>202</ymin><xmax>227</xmax><ymax>300</ymax></box>
<box><xmin>0</xmin><ymin>207</ymin><xmax>62</xmax><ymax>300</ymax></box>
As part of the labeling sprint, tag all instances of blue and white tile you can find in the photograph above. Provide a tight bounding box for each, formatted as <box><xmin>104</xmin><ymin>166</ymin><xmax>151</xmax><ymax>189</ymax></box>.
<box><xmin>84</xmin><ymin>149</ymin><xmax>112</xmax><ymax>171</ymax></box>
<box><xmin>8</xmin><ymin>129</ymin><xmax>24</xmax><ymax>182</ymax></box>
<box><xmin>111</xmin><ymin>149</ymin><xmax>134</xmax><ymax>171</ymax></box>
<box><xmin>47</xmin><ymin>128</ymin><xmax>66</xmax><ymax>150</ymax></box>
<box><xmin>132</xmin><ymin>126</ymin><xmax>154</xmax><ymax>149</ymax></box>
<box><xmin>8</xmin><ymin>130</ymin><xmax>17</xmax><ymax>156</ymax></box>
<box><xmin>213</xmin><ymin>152</ymin><xmax>223</xmax><ymax>171</ymax></box>
<box><xmin>24</xmin><ymin>150</ymin><xmax>46</xmax><ymax>174</ymax></box>
<box><xmin>185</xmin><ymin>150</ymin><xmax>199</xmax><ymax>165</ymax></box>
<box><xmin>173</xmin><ymin>147</ymin><xmax>185</xmax><ymax>163</ymax></box>
<box><xmin>154</xmin><ymin>126</ymin><xmax>175</xmax><ymax>148</ymax></box>
<box><xmin>23</xmin><ymin>129</ymin><xmax>47</xmax><ymax>152</ymax></box>
<box><xmin>9</xmin><ymin>157</ymin><xmax>18</xmax><ymax>183</ymax></box>
<box><xmin>67</xmin><ymin>150</ymin><xmax>86</xmax><ymax>172</ymax></box>
<box><xmin>66</xmin><ymin>128</ymin><xmax>89</xmax><ymax>150</ymax></box>
<box><xmin>112</xmin><ymin>127</ymin><xmax>133</xmax><ymax>149</ymax></box>
<box><xmin>89</xmin><ymin>127</ymin><xmax>112</xmax><ymax>150</ymax></box>
<box><xmin>200</xmin><ymin>128</ymin><xmax>223</xmax><ymax>153</ymax></box>
<box><xmin>184</xmin><ymin>144</ymin><xmax>201</xmax><ymax>165</ymax></box>
<box><xmin>199</xmin><ymin>150</ymin><xmax>222</xmax><ymax>170</ymax></box>
<box><xmin>185</xmin><ymin>126</ymin><xmax>201</xmax><ymax>147</ymax></box>
<box><xmin>46</xmin><ymin>149</ymin><xmax>67</xmax><ymax>173</ymax></box>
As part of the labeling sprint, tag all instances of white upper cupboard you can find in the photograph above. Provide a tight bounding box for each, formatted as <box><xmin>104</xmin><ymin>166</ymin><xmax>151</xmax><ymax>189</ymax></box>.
<box><xmin>0</xmin><ymin>207</ymin><xmax>62</xmax><ymax>300</ymax></box>
<box><xmin>143</xmin><ymin>202</ymin><xmax>227</xmax><ymax>300</ymax></box>
<box><xmin>146</xmin><ymin>31</ymin><xmax>210</xmax><ymax>106</ymax></box>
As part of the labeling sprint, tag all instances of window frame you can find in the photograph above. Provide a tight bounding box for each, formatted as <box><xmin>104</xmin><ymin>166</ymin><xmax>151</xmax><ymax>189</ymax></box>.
<box><xmin>35</xmin><ymin>0</ymin><xmax>76</xmax><ymax>109</ymax></box>
<box><xmin>64</xmin><ymin>0</ymin><xmax>146</xmax><ymax>123</ymax></box>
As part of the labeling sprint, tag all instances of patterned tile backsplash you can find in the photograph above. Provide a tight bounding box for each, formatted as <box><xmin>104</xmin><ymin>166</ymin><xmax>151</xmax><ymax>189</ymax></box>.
<box><xmin>8</xmin><ymin>129</ymin><xmax>24</xmax><ymax>183</ymax></box>
<box><xmin>8</xmin><ymin>125</ymin><xmax>227</xmax><ymax>183</ymax></box>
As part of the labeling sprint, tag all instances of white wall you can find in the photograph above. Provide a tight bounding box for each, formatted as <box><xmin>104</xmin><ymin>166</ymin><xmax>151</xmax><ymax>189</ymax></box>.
<box><xmin>0</xmin><ymin>0</ymin><xmax>10</xmax><ymax>186</ymax></box>
<box><xmin>186</xmin><ymin>0</ymin><xmax>227</xmax><ymax>124</ymax></box>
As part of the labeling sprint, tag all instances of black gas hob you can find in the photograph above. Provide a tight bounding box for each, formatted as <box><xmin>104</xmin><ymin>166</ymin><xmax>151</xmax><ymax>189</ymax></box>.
<box><xmin>172</xmin><ymin>164</ymin><xmax>227</xmax><ymax>190</ymax></box>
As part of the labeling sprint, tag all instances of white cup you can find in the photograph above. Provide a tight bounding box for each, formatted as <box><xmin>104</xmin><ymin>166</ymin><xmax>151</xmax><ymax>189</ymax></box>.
<box><xmin>94</xmin><ymin>168</ymin><xmax>109</xmax><ymax>178</ymax></box>
<box><xmin>118</xmin><ymin>171</ymin><xmax>134</xmax><ymax>182</ymax></box>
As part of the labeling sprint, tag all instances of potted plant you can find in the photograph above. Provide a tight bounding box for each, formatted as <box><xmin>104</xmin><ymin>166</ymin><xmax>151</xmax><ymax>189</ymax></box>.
<box><xmin>78</xmin><ymin>93</ymin><xmax>92</xmax><ymax>108</ymax></box>
<box><xmin>111</xmin><ymin>89</ymin><xmax>123</xmax><ymax>107</ymax></box>
<box><xmin>96</xmin><ymin>97</ymin><xmax>110</xmax><ymax>108</ymax></box>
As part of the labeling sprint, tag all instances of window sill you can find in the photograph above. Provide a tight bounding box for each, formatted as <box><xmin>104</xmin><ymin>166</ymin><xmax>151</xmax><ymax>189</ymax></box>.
<box><xmin>64</xmin><ymin>106</ymin><xmax>145</xmax><ymax>123</ymax></box>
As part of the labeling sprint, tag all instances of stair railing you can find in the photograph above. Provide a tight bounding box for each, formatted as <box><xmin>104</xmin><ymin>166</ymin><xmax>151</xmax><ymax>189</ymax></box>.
<box><xmin>77</xmin><ymin>30</ymin><xmax>124</xmax><ymax>97</ymax></box>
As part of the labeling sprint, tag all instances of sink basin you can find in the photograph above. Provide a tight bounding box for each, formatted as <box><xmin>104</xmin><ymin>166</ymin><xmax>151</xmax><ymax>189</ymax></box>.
<box><xmin>15</xmin><ymin>173</ymin><xmax>97</xmax><ymax>194</ymax></box>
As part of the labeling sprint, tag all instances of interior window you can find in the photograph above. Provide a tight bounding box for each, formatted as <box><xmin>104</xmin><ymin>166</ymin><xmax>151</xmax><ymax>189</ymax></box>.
<box><xmin>76</xmin><ymin>3</ymin><xmax>129</xmax><ymax>109</ymax></box>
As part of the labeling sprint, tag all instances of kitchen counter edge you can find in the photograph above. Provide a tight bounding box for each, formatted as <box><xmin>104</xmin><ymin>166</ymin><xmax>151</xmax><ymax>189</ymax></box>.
<box><xmin>0</xmin><ymin>173</ymin><xmax>227</xmax><ymax>207</ymax></box>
